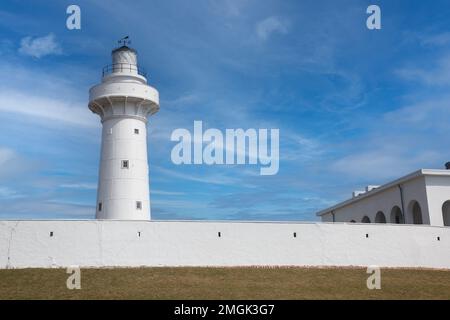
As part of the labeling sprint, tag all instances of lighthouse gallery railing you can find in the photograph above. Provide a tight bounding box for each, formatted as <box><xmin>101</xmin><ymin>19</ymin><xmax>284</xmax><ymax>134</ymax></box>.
<box><xmin>102</xmin><ymin>63</ymin><xmax>147</xmax><ymax>78</ymax></box>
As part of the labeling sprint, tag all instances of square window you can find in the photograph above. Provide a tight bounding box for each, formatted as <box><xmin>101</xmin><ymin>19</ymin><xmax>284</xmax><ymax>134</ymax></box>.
<box><xmin>121</xmin><ymin>160</ymin><xmax>129</xmax><ymax>169</ymax></box>
<box><xmin>98</xmin><ymin>202</ymin><xmax>102</xmax><ymax>211</ymax></box>
<box><xmin>136</xmin><ymin>201</ymin><xmax>142</xmax><ymax>210</ymax></box>
<box><xmin>134</xmin><ymin>128</ymin><xmax>139</xmax><ymax>134</ymax></box>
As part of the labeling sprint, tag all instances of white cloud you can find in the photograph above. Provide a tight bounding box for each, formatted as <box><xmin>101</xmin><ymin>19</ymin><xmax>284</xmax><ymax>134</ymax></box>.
<box><xmin>18</xmin><ymin>33</ymin><xmax>62</xmax><ymax>58</ymax></box>
<box><xmin>256</xmin><ymin>16</ymin><xmax>289</xmax><ymax>41</ymax></box>
<box><xmin>0</xmin><ymin>89</ymin><xmax>97</xmax><ymax>127</ymax></box>
<box><xmin>161</xmin><ymin>93</ymin><xmax>202</xmax><ymax>109</ymax></box>
<box><xmin>331</xmin><ymin>151</ymin><xmax>432</xmax><ymax>180</ymax></box>
<box><xmin>383</xmin><ymin>98</ymin><xmax>450</xmax><ymax>131</ymax></box>
<box><xmin>0</xmin><ymin>186</ymin><xmax>23</xmax><ymax>199</ymax></box>
<box><xmin>0</xmin><ymin>147</ymin><xmax>15</xmax><ymax>165</ymax></box>
<box><xmin>151</xmin><ymin>198</ymin><xmax>206</xmax><ymax>209</ymax></box>
<box><xmin>60</xmin><ymin>183</ymin><xmax>97</xmax><ymax>190</ymax></box>
<box><xmin>395</xmin><ymin>54</ymin><xmax>450</xmax><ymax>86</ymax></box>
<box><xmin>0</xmin><ymin>199</ymin><xmax>94</xmax><ymax>219</ymax></box>
<box><xmin>419</xmin><ymin>32</ymin><xmax>450</xmax><ymax>47</ymax></box>
<box><xmin>154</xmin><ymin>165</ymin><xmax>241</xmax><ymax>186</ymax></box>
<box><xmin>151</xmin><ymin>189</ymin><xmax>185</xmax><ymax>196</ymax></box>
<box><xmin>0</xmin><ymin>148</ymin><xmax>31</xmax><ymax>179</ymax></box>
<box><xmin>0</xmin><ymin>60</ymin><xmax>97</xmax><ymax>128</ymax></box>
<box><xmin>209</xmin><ymin>0</ymin><xmax>250</xmax><ymax>17</ymax></box>
<box><xmin>281</xmin><ymin>132</ymin><xmax>324</xmax><ymax>162</ymax></box>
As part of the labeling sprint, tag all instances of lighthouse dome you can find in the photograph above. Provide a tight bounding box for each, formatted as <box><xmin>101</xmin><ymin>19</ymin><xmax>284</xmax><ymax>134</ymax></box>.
<box><xmin>112</xmin><ymin>45</ymin><xmax>137</xmax><ymax>65</ymax></box>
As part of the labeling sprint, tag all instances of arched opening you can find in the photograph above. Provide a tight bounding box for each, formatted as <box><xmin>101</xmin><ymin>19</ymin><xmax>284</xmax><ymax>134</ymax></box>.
<box><xmin>361</xmin><ymin>216</ymin><xmax>371</xmax><ymax>223</ymax></box>
<box><xmin>408</xmin><ymin>200</ymin><xmax>423</xmax><ymax>224</ymax></box>
<box><xmin>442</xmin><ymin>200</ymin><xmax>450</xmax><ymax>226</ymax></box>
<box><xmin>390</xmin><ymin>206</ymin><xmax>404</xmax><ymax>224</ymax></box>
<box><xmin>375</xmin><ymin>211</ymin><xmax>386</xmax><ymax>223</ymax></box>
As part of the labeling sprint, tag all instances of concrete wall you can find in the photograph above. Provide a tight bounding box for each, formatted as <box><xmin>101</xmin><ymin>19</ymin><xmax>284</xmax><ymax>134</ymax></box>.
<box><xmin>0</xmin><ymin>220</ymin><xmax>449</xmax><ymax>269</ymax></box>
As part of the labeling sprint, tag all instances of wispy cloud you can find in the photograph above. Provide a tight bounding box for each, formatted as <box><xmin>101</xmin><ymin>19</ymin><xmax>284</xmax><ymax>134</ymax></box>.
<box><xmin>18</xmin><ymin>33</ymin><xmax>62</xmax><ymax>58</ymax></box>
<box><xmin>395</xmin><ymin>52</ymin><xmax>450</xmax><ymax>87</ymax></box>
<box><xmin>419</xmin><ymin>32</ymin><xmax>450</xmax><ymax>47</ymax></box>
<box><xmin>161</xmin><ymin>93</ymin><xmax>202</xmax><ymax>109</ymax></box>
<box><xmin>0</xmin><ymin>147</ymin><xmax>14</xmax><ymax>165</ymax></box>
<box><xmin>0</xmin><ymin>186</ymin><xmax>23</xmax><ymax>199</ymax></box>
<box><xmin>0</xmin><ymin>199</ymin><xmax>94</xmax><ymax>219</ymax></box>
<box><xmin>330</xmin><ymin>150</ymin><xmax>441</xmax><ymax>181</ymax></box>
<box><xmin>151</xmin><ymin>189</ymin><xmax>186</xmax><ymax>196</ymax></box>
<box><xmin>60</xmin><ymin>183</ymin><xmax>97</xmax><ymax>190</ymax></box>
<box><xmin>155</xmin><ymin>165</ymin><xmax>242</xmax><ymax>186</ymax></box>
<box><xmin>0</xmin><ymin>147</ymin><xmax>35</xmax><ymax>180</ymax></box>
<box><xmin>0</xmin><ymin>89</ymin><xmax>97</xmax><ymax>127</ymax></box>
<box><xmin>281</xmin><ymin>132</ymin><xmax>324</xmax><ymax>162</ymax></box>
<box><xmin>256</xmin><ymin>16</ymin><xmax>289</xmax><ymax>41</ymax></box>
<box><xmin>384</xmin><ymin>97</ymin><xmax>450</xmax><ymax>131</ymax></box>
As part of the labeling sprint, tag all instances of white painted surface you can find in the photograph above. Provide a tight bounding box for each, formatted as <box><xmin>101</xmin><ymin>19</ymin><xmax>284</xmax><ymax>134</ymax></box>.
<box><xmin>318</xmin><ymin>170</ymin><xmax>450</xmax><ymax>226</ymax></box>
<box><xmin>0</xmin><ymin>220</ymin><xmax>449</xmax><ymax>269</ymax></box>
<box><xmin>88</xmin><ymin>46</ymin><xmax>159</xmax><ymax>220</ymax></box>
<box><xmin>425</xmin><ymin>175</ymin><xmax>450</xmax><ymax>226</ymax></box>
<box><xmin>112</xmin><ymin>46</ymin><xmax>137</xmax><ymax>65</ymax></box>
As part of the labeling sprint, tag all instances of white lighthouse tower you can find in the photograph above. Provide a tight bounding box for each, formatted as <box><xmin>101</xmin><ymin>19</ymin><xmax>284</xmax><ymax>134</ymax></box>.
<box><xmin>88</xmin><ymin>40</ymin><xmax>159</xmax><ymax>220</ymax></box>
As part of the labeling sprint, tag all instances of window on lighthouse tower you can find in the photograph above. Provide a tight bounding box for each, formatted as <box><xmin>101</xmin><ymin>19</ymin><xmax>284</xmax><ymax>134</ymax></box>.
<box><xmin>136</xmin><ymin>201</ymin><xmax>142</xmax><ymax>210</ymax></box>
<box><xmin>121</xmin><ymin>160</ymin><xmax>129</xmax><ymax>169</ymax></box>
<box><xmin>134</xmin><ymin>128</ymin><xmax>139</xmax><ymax>134</ymax></box>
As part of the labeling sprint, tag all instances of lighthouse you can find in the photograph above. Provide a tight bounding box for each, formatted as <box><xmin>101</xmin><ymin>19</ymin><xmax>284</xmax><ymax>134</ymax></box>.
<box><xmin>88</xmin><ymin>40</ymin><xmax>159</xmax><ymax>220</ymax></box>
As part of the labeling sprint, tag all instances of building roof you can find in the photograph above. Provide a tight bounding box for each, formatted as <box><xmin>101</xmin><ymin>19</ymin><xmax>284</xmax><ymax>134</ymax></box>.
<box><xmin>316</xmin><ymin>169</ymin><xmax>450</xmax><ymax>217</ymax></box>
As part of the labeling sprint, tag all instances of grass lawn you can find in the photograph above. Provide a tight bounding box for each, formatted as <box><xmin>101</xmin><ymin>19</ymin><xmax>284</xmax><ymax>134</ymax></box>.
<box><xmin>0</xmin><ymin>267</ymin><xmax>449</xmax><ymax>300</ymax></box>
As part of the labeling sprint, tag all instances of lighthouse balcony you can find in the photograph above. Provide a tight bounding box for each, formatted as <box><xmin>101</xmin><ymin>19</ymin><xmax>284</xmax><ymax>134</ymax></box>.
<box><xmin>89</xmin><ymin>80</ymin><xmax>159</xmax><ymax>106</ymax></box>
<box><xmin>102</xmin><ymin>63</ymin><xmax>147</xmax><ymax>78</ymax></box>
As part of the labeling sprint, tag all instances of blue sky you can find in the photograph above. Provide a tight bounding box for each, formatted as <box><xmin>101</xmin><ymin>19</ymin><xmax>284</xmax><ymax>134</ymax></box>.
<box><xmin>0</xmin><ymin>0</ymin><xmax>450</xmax><ymax>220</ymax></box>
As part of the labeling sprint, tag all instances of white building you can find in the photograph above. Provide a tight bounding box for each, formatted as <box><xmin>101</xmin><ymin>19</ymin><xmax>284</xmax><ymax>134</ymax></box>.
<box><xmin>88</xmin><ymin>44</ymin><xmax>159</xmax><ymax>220</ymax></box>
<box><xmin>317</xmin><ymin>168</ymin><xmax>450</xmax><ymax>227</ymax></box>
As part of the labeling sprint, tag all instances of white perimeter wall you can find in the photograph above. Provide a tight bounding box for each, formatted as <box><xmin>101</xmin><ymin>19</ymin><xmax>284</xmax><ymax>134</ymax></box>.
<box><xmin>0</xmin><ymin>220</ymin><xmax>449</xmax><ymax>269</ymax></box>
